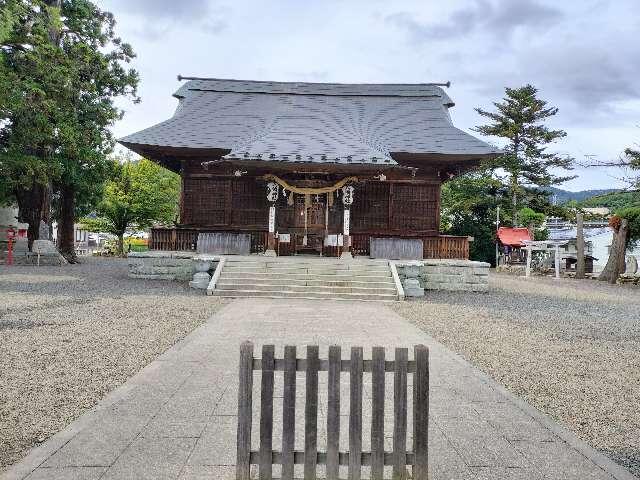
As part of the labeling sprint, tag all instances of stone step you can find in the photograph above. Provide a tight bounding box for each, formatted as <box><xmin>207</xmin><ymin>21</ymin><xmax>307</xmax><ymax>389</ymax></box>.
<box><xmin>208</xmin><ymin>288</ymin><xmax>398</xmax><ymax>301</ymax></box>
<box><xmin>217</xmin><ymin>276</ymin><xmax>396</xmax><ymax>288</ymax></box>
<box><xmin>216</xmin><ymin>282</ymin><xmax>398</xmax><ymax>295</ymax></box>
<box><xmin>222</xmin><ymin>260</ymin><xmax>390</xmax><ymax>267</ymax></box>
<box><xmin>220</xmin><ymin>272</ymin><xmax>393</xmax><ymax>283</ymax></box>
<box><xmin>221</xmin><ymin>266</ymin><xmax>392</xmax><ymax>275</ymax></box>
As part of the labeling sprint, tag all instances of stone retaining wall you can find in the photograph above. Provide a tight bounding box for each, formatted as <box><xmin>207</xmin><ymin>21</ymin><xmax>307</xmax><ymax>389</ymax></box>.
<box><xmin>397</xmin><ymin>259</ymin><xmax>490</xmax><ymax>294</ymax></box>
<box><xmin>127</xmin><ymin>251</ymin><xmax>195</xmax><ymax>281</ymax></box>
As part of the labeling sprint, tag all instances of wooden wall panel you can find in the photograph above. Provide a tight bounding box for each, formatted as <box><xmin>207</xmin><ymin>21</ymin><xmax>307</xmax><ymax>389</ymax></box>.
<box><xmin>390</xmin><ymin>184</ymin><xmax>439</xmax><ymax>232</ymax></box>
<box><xmin>231</xmin><ymin>179</ymin><xmax>268</xmax><ymax>228</ymax></box>
<box><xmin>350</xmin><ymin>183</ymin><xmax>390</xmax><ymax>231</ymax></box>
<box><xmin>182</xmin><ymin>177</ymin><xmax>229</xmax><ymax>226</ymax></box>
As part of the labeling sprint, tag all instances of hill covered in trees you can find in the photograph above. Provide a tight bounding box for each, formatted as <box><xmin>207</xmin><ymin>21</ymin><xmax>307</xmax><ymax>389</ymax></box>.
<box><xmin>545</xmin><ymin>187</ymin><xmax>619</xmax><ymax>204</ymax></box>
<box><xmin>579</xmin><ymin>191</ymin><xmax>640</xmax><ymax>210</ymax></box>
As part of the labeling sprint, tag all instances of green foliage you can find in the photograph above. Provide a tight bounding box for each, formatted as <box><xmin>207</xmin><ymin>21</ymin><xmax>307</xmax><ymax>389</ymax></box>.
<box><xmin>518</xmin><ymin>207</ymin><xmax>545</xmax><ymax>227</ymax></box>
<box><xmin>441</xmin><ymin>172</ymin><xmax>510</xmax><ymax>265</ymax></box>
<box><xmin>474</xmin><ymin>85</ymin><xmax>575</xmax><ymax>222</ymax></box>
<box><xmin>82</xmin><ymin>158</ymin><xmax>180</xmax><ymax>255</ymax></box>
<box><xmin>0</xmin><ymin>0</ymin><xmax>139</xmax><ymax>247</ymax></box>
<box><xmin>579</xmin><ymin>191</ymin><xmax>640</xmax><ymax>211</ymax></box>
<box><xmin>617</xmin><ymin>207</ymin><xmax>640</xmax><ymax>247</ymax></box>
<box><xmin>534</xmin><ymin>227</ymin><xmax>549</xmax><ymax>241</ymax></box>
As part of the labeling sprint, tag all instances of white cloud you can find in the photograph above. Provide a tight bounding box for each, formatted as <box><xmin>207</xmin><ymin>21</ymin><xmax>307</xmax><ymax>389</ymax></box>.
<box><xmin>100</xmin><ymin>0</ymin><xmax>640</xmax><ymax>190</ymax></box>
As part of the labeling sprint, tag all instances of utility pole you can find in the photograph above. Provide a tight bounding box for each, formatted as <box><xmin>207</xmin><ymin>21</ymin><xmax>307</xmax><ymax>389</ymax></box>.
<box><xmin>576</xmin><ymin>212</ymin><xmax>585</xmax><ymax>279</ymax></box>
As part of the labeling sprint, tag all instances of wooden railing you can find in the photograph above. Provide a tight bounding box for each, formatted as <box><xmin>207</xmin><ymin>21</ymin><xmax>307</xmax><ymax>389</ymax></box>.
<box><xmin>149</xmin><ymin>227</ymin><xmax>268</xmax><ymax>254</ymax></box>
<box><xmin>149</xmin><ymin>227</ymin><xmax>198</xmax><ymax>251</ymax></box>
<box><xmin>423</xmin><ymin>235</ymin><xmax>470</xmax><ymax>260</ymax></box>
<box><xmin>150</xmin><ymin>228</ymin><xmax>469</xmax><ymax>259</ymax></box>
<box><xmin>351</xmin><ymin>234</ymin><xmax>469</xmax><ymax>260</ymax></box>
<box><xmin>236</xmin><ymin>342</ymin><xmax>430</xmax><ymax>480</ymax></box>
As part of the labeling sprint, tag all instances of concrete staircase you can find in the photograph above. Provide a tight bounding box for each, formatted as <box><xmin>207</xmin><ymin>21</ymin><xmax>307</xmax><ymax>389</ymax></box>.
<box><xmin>208</xmin><ymin>256</ymin><xmax>399</xmax><ymax>301</ymax></box>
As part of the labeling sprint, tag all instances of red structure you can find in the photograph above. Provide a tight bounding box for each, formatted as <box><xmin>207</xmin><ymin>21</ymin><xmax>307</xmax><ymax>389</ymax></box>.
<box><xmin>497</xmin><ymin>227</ymin><xmax>532</xmax><ymax>247</ymax></box>
<box><xmin>120</xmin><ymin>78</ymin><xmax>500</xmax><ymax>259</ymax></box>
<box><xmin>6</xmin><ymin>227</ymin><xmax>16</xmax><ymax>265</ymax></box>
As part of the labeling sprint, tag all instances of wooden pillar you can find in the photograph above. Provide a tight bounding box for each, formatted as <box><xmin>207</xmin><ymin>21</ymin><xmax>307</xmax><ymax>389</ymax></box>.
<box><xmin>525</xmin><ymin>245</ymin><xmax>532</xmax><ymax>278</ymax></box>
<box><xmin>340</xmin><ymin>185</ymin><xmax>354</xmax><ymax>260</ymax></box>
<box><xmin>265</xmin><ymin>206</ymin><xmax>276</xmax><ymax>256</ymax></box>
<box><xmin>341</xmin><ymin>208</ymin><xmax>352</xmax><ymax>259</ymax></box>
<box><xmin>265</xmin><ymin>182</ymin><xmax>278</xmax><ymax>256</ymax></box>
<box><xmin>554</xmin><ymin>243</ymin><xmax>561</xmax><ymax>280</ymax></box>
<box><xmin>576</xmin><ymin>213</ymin><xmax>585</xmax><ymax>279</ymax></box>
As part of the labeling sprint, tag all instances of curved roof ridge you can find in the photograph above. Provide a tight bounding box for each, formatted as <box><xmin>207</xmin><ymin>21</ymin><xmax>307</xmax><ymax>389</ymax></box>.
<box><xmin>173</xmin><ymin>76</ymin><xmax>454</xmax><ymax>104</ymax></box>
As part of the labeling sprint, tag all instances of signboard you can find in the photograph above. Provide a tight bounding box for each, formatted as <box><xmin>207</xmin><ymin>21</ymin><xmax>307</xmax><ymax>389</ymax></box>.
<box><xmin>268</xmin><ymin>206</ymin><xmax>276</xmax><ymax>233</ymax></box>
<box><xmin>343</xmin><ymin>209</ymin><xmax>350</xmax><ymax>236</ymax></box>
<box><xmin>279</xmin><ymin>233</ymin><xmax>290</xmax><ymax>243</ymax></box>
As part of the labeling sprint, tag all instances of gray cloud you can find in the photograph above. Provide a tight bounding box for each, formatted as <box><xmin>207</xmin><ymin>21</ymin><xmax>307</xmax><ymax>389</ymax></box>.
<box><xmin>107</xmin><ymin>0</ymin><xmax>228</xmax><ymax>39</ymax></box>
<box><xmin>111</xmin><ymin>0</ymin><xmax>211</xmax><ymax>21</ymax></box>
<box><xmin>386</xmin><ymin>0</ymin><xmax>564</xmax><ymax>41</ymax></box>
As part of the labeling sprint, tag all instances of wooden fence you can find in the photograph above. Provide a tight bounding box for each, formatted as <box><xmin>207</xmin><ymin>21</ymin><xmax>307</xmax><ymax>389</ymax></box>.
<box><xmin>149</xmin><ymin>228</ymin><xmax>268</xmax><ymax>254</ymax></box>
<box><xmin>149</xmin><ymin>227</ymin><xmax>198</xmax><ymax>251</ymax></box>
<box><xmin>237</xmin><ymin>342</ymin><xmax>430</xmax><ymax>480</ymax></box>
<box><xmin>352</xmin><ymin>234</ymin><xmax>469</xmax><ymax>260</ymax></box>
<box><xmin>150</xmin><ymin>228</ymin><xmax>468</xmax><ymax>260</ymax></box>
<box><xmin>422</xmin><ymin>236</ymin><xmax>469</xmax><ymax>260</ymax></box>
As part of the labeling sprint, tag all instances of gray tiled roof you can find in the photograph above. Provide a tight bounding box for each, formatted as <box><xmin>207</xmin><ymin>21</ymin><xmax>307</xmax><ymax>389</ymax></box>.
<box><xmin>119</xmin><ymin>78</ymin><xmax>500</xmax><ymax>165</ymax></box>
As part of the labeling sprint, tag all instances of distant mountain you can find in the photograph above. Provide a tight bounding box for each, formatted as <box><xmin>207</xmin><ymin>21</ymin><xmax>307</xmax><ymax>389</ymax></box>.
<box><xmin>579</xmin><ymin>191</ymin><xmax>640</xmax><ymax>210</ymax></box>
<box><xmin>544</xmin><ymin>187</ymin><xmax>620</xmax><ymax>204</ymax></box>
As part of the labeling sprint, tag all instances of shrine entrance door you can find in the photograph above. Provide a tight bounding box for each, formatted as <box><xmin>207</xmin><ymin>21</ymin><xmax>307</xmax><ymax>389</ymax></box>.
<box><xmin>276</xmin><ymin>193</ymin><xmax>342</xmax><ymax>256</ymax></box>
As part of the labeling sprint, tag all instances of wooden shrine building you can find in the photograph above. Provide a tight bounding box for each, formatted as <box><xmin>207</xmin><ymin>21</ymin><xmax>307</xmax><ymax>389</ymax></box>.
<box><xmin>120</xmin><ymin>77</ymin><xmax>500</xmax><ymax>259</ymax></box>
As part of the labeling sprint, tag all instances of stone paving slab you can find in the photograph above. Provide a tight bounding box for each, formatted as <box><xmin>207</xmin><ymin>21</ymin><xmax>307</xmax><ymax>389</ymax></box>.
<box><xmin>2</xmin><ymin>299</ymin><xmax>635</xmax><ymax>480</ymax></box>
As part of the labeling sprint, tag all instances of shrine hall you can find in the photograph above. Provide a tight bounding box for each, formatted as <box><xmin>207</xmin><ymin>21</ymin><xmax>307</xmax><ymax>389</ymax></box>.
<box><xmin>119</xmin><ymin>77</ymin><xmax>500</xmax><ymax>259</ymax></box>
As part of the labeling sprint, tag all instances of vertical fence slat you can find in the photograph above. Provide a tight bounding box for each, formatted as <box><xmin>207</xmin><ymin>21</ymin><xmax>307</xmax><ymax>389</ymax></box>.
<box><xmin>413</xmin><ymin>345</ymin><xmax>429</xmax><ymax>480</ymax></box>
<box><xmin>281</xmin><ymin>346</ymin><xmax>296</xmax><ymax>480</ymax></box>
<box><xmin>327</xmin><ymin>346</ymin><xmax>341</xmax><ymax>480</ymax></box>
<box><xmin>304</xmin><ymin>346</ymin><xmax>320</xmax><ymax>480</ymax></box>
<box><xmin>393</xmin><ymin>348</ymin><xmax>408</xmax><ymax>480</ymax></box>
<box><xmin>259</xmin><ymin>345</ymin><xmax>275</xmax><ymax>480</ymax></box>
<box><xmin>236</xmin><ymin>341</ymin><xmax>254</xmax><ymax>480</ymax></box>
<box><xmin>349</xmin><ymin>347</ymin><xmax>363</xmax><ymax>480</ymax></box>
<box><xmin>371</xmin><ymin>347</ymin><xmax>385</xmax><ymax>479</ymax></box>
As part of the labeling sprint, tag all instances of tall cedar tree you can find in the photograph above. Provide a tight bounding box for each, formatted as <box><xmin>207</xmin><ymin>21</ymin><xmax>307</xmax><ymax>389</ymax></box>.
<box><xmin>1</xmin><ymin>0</ymin><xmax>61</xmax><ymax>246</ymax></box>
<box><xmin>474</xmin><ymin>85</ymin><xmax>575</xmax><ymax>225</ymax></box>
<box><xmin>0</xmin><ymin>0</ymin><xmax>138</xmax><ymax>257</ymax></box>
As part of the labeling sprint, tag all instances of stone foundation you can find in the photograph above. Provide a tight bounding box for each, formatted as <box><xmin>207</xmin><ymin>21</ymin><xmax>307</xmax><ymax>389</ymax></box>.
<box><xmin>396</xmin><ymin>259</ymin><xmax>490</xmax><ymax>294</ymax></box>
<box><xmin>127</xmin><ymin>251</ymin><xmax>196</xmax><ymax>281</ymax></box>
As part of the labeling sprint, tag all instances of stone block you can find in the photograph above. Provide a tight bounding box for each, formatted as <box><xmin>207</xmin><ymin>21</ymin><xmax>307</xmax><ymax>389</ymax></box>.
<box><xmin>403</xmin><ymin>278</ymin><xmax>424</xmax><ymax>297</ymax></box>
<box><xmin>189</xmin><ymin>271</ymin><xmax>211</xmax><ymax>289</ymax></box>
<box><xmin>468</xmin><ymin>283</ymin><xmax>489</xmax><ymax>292</ymax></box>
<box><xmin>422</xmin><ymin>281</ymin><xmax>442</xmax><ymax>290</ymax></box>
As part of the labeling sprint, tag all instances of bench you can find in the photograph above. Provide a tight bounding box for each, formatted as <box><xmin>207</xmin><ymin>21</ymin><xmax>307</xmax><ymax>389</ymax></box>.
<box><xmin>236</xmin><ymin>342</ymin><xmax>430</xmax><ymax>480</ymax></box>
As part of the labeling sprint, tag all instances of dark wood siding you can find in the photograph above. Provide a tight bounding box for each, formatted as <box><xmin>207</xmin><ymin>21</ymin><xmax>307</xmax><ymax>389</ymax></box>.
<box><xmin>351</xmin><ymin>183</ymin><xmax>390</xmax><ymax>231</ymax></box>
<box><xmin>182</xmin><ymin>177</ymin><xmax>229</xmax><ymax>226</ymax></box>
<box><xmin>390</xmin><ymin>184</ymin><xmax>439</xmax><ymax>233</ymax></box>
<box><xmin>180</xmin><ymin>173</ymin><xmax>440</xmax><ymax>236</ymax></box>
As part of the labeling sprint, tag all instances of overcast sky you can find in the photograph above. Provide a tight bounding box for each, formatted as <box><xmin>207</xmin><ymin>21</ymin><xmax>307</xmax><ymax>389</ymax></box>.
<box><xmin>99</xmin><ymin>0</ymin><xmax>640</xmax><ymax>191</ymax></box>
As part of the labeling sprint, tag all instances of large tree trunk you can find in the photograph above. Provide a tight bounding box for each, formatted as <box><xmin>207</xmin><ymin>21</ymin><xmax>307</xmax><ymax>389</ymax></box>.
<box><xmin>15</xmin><ymin>180</ymin><xmax>49</xmax><ymax>250</ymax></box>
<box><xmin>598</xmin><ymin>219</ymin><xmax>628</xmax><ymax>284</ymax></box>
<box><xmin>57</xmin><ymin>183</ymin><xmax>78</xmax><ymax>263</ymax></box>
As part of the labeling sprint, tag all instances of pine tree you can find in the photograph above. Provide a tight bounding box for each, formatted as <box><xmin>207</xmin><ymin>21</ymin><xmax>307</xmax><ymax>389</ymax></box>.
<box><xmin>474</xmin><ymin>85</ymin><xmax>575</xmax><ymax>224</ymax></box>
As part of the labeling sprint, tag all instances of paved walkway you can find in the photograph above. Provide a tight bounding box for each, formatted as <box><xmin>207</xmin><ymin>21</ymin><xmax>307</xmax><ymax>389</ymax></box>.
<box><xmin>3</xmin><ymin>299</ymin><xmax>634</xmax><ymax>480</ymax></box>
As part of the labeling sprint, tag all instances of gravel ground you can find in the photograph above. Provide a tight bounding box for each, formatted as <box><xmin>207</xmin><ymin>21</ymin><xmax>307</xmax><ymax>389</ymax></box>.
<box><xmin>392</xmin><ymin>274</ymin><xmax>640</xmax><ymax>477</ymax></box>
<box><xmin>0</xmin><ymin>257</ymin><xmax>226</xmax><ymax>472</ymax></box>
